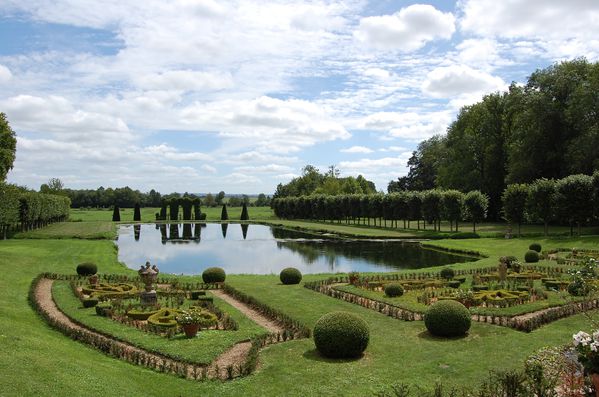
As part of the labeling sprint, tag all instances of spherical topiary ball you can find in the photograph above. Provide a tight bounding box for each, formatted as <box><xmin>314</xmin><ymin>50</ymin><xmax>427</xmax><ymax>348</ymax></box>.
<box><xmin>424</xmin><ymin>300</ymin><xmax>471</xmax><ymax>337</ymax></box>
<box><xmin>440</xmin><ymin>267</ymin><xmax>455</xmax><ymax>280</ymax></box>
<box><xmin>313</xmin><ymin>311</ymin><xmax>370</xmax><ymax>359</ymax></box>
<box><xmin>384</xmin><ymin>283</ymin><xmax>404</xmax><ymax>297</ymax></box>
<box><xmin>524</xmin><ymin>250</ymin><xmax>540</xmax><ymax>263</ymax></box>
<box><xmin>76</xmin><ymin>262</ymin><xmax>97</xmax><ymax>276</ymax></box>
<box><xmin>529</xmin><ymin>243</ymin><xmax>542</xmax><ymax>253</ymax></box>
<box><xmin>280</xmin><ymin>267</ymin><xmax>302</xmax><ymax>285</ymax></box>
<box><xmin>202</xmin><ymin>267</ymin><xmax>226</xmax><ymax>283</ymax></box>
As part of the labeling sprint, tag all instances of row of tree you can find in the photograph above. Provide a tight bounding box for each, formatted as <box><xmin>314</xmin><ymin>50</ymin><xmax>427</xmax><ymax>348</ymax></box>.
<box><xmin>0</xmin><ymin>182</ymin><xmax>71</xmax><ymax>239</ymax></box>
<box><xmin>388</xmin><ymin>58</ymin><xmax>599</xmax><ymax>220</ymax></box>
<box><xmin>272</xmin><ymin>190</ymin><xmax>489</xmax><ymax>233</ymax></box>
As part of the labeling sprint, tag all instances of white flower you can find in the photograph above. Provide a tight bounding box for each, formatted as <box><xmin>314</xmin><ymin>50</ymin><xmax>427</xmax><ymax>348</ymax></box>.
<box><xmin>591</xmin><ymin>342</ymin><xmax>599</xmax><ymax>352</ymax></box>
<box><xmin>574</xmin><ymin>331</ymin><xmax>592</xmax><ymax>346</ymax></box>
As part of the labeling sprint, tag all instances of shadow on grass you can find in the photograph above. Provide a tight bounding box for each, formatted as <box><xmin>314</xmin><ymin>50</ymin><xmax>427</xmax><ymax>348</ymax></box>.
<box><xmin>417</xmin><ymin>330</ymin><xmax>470</xmax><ymax>341</ymax></box>
<box><xmin>302</xmin><ymin>348</ymin><xmax>364</xmax><ymax>363</ymax></box>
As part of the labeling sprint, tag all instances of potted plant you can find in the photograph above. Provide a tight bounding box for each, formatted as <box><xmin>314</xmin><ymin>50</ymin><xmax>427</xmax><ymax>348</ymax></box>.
<box><xmin>573</xmin><ymin>330</ymin><xmax>599</xmax><ymax>394</ymax></box>
<box><xmin>176</xmin><ymin>309</ymin><xmax>217</xmax><ymax>338</ymax></box>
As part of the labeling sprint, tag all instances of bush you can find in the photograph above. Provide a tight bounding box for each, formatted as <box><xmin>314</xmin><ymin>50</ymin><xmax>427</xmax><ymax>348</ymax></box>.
<box><xmin>280</xmin><ymin>267</ymin><xmax>302</xmax><ymax>285</ymax></box>
<box><xmin>76</xmin><ymin>262</ymin><xmax>97</xmax><ymax>276</ymax></box>
<box><xmin>568</xmin><ymin>281</ymin><xmax>589</xmax><ymax>297</ymax></box>
<box><xmin>95</xmin><ymin>301</ymin><xmax>112</xmax><ymax>316</ymax></box>
<box><xmin>450</xmin><ymin>232</ymin><xmax>480</xmax><ymax>239</ymax></box>
<box><xmin>82</xmin><ymin>298</ymin><xmax>99</xmax><ymax>308</ymax></box>
<box><xmin>198</xmin><ymin>213</ymin><xmax>207</xmax><ymax>220</ymax></box>
<box><xmin>384</xmin><ymin>283</ymin><xmax>404</xmax><ymax>297</ymax></box>
<box><xmin>524</xmin><ymin>250</ymin><xmax>540</xmax><ymax>263</ymax></box>
<box><xmin>529</xmin><ymin>243</ymin><xmax>542</xmax><ymax>252</ymax></box>
<box><xmin>440</xmin><ymin>267</ymin><xmax>455</xmax><ymax>280</ymax></box>
<box><xmin>448</xmin><ymin>281</ymin><xmax>461</xmax><ymax>288</ymax></box>
<box><xmin>424</xmin><ymin>300</ymin><xmax>471</xmax><ymax>337</ymax></box>
<box><xmin>313</xmin><ymin>311</ymin><xmax>370</xmax><ymax>358</ymax></box>
<box><xmin>202</xmin><ymin>267</ymin><xmax>226</xmax><ymax>283</ymax></box>
<box><xmin>190</xmin><ymin>291</ymin><xmax>207</xmax><ymax>300</ymax></box>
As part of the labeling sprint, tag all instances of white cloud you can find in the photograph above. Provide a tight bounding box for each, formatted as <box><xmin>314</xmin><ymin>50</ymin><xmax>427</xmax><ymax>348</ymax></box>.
<box><xmin>341</xmin><ymin>146</ymin><xmax>374</xmax><ymax>154</ymax></box>
<box><xmin>422</xmin><ymin>65</ymin><xmax>505</xmax><ymax>98</ymax></box>
<box><xmin>144</xmin><ymin>144</ymin><xmax>211</xmax><ymax>161</ymax></box>
<box><xmin>0</xmin><ymin>64</ymin><xmax>12</xmax><ymax>83</ymax></box>
<box><xmin>133</xmin><ymin>70</ymin><xmax>234</xmax><ymax>92</ymax></box>
<box><xmin>358</xmin><ymin>110</ymin><xmax>453</xmax><ymax>141</ymax></box>
<box><xmin>356</xmin><ymin>4</ymin><xmax>455</xmax><ymax>51</ymax></box>
<box><xmin>200</xmin><ymin>164</ymin><xmax>217</xmax><ymax>173</ymax></box>
<box><xmin>234</xmin><ymin>164</ymin><xmax>293</xmax><ymax>174</ymax></box>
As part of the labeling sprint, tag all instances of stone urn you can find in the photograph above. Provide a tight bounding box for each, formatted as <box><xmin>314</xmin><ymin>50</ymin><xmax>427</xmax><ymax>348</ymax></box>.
<box><xmin>138</xmin><ymin>262</ymin><xmax>159</xmax><ymax>306</ymax></box>
<box><xmin>182</xmin><ymin>324</ymin><xmax>200</xmax><ymax>338</ymax></box>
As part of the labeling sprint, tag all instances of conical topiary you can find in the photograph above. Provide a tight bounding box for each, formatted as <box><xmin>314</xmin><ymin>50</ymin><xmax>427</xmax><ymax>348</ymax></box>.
<box><xmin>240</xmin><ymin>203</ymin><xmax>249</xmax><ymax>220</ymax></box>
<box><xmin>112</xmin><ymin>205</ymin><xmax>121</xmax><ymax>221</ymax></box>
<box><xmin>133</xmin><ymin>203</ymin><xmax>141</xmax><ymax>221</ymax></box>
<box><xmin>221</xmin><ymin>204</ymin><xmax>229</xmax><ymax>220</ymax></box>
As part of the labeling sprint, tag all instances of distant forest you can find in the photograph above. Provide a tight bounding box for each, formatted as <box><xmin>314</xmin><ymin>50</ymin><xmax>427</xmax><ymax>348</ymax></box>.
<box><xmin>388</xmin><ymin>58</ymin><xmax>599</xmax><ymax>220</ymax></box>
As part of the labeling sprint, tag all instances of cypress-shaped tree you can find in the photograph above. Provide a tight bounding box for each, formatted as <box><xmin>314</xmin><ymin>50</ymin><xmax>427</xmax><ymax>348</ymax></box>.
<box><xmin>240</xmin><ymin>203</ymin><xmax>249</xmax><ymax>220</ymax></box>
<box><xmin>221</xmin><ymin>204</ymin><xmax>229</xmax><ymax>220</ymax></box>
<box><xmin>133</xmin><ymin>203</ymin><xmax>141</xmax><ymax>221</ymax></box>
<box><xmin>112</xmin><ymin>205</ymin><xmax>121</xmax><ymax>222</ymax></box>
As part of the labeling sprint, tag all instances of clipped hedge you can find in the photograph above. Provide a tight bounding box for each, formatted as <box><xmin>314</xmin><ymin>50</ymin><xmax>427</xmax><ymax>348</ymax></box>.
<box><xmin>529</xmin><ymin>243</ymin><xmax>542</xmax><ymax>253</ymax></box>
<box><xmin>384</xmin><ymin>283</ymin><xmax>404</xmax><ymax>297</ymax></box>
<box><xmin>424</xmin><ymin>300</ymin><xmax>471</xmax><ymax>337</ymax></box>
<box><xmin>147</xmin><ymin>308</ymin><xmax>183</xmax><ymax>328</ymax></box>
<box><xmin>280</xmin><ymin>267</ymin><xmax>302</xmax><ymax>285</ymax></box>
<box><xmin>440</xmin><ymin>267</ymin><xmax>455</xmax><ymax>280</ymax></box>
<box><xmin>313</xmin><ymin>311</ymin><xmax>369</xmax><ymax>359</ymax></box>
<box><xmin>76</xmin><ymin>262</ymin><xmax>97</xmax><ymax>276</ymax></box>
<box><xmin>524</xmin><ymin>250</ymin><xmax>540</xmax><ymax>263</ymax></box>
<box><xmin>202</xmin><ymin>267</ymin><xmax>226</xmax><ymax>283</ymax></box>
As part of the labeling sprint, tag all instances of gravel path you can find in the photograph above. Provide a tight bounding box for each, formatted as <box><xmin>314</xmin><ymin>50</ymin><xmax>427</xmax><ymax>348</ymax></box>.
<box><xmin>211</xmin><ymin>289</ymin><xmax>285</xmax><ymax>333</ymax></box>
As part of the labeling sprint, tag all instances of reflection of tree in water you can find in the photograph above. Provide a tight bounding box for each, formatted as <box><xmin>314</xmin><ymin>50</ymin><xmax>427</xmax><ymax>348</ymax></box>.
<box><xmin>221</xmin><ymin>223</ymin><xmax>228</xmax><ymax>239</ymax></box>
<box><xmin>157</xmin><ymin>224</ymin><xmax>202</xmax><ymax>243</ymax></box>
<box><xmin>134</xmin><ymin>224</ymin><xmax>141</xmax><ymax>241</ymax></box>
<box><xmin>241</xmin><ymin>224</ymin><xmax>249</xmax><ymax>240</ymax></box>
<box><xmin>271</xmin><ymin>228</ymin><xmax>476</xmax><ymax>271</ymax></box>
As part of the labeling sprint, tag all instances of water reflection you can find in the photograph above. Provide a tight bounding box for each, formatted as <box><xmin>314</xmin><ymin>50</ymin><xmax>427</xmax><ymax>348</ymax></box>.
<box><xmin>116</xmin><ymin>224</ymin><xmax>477</xmax><ymax>275</ymax></box>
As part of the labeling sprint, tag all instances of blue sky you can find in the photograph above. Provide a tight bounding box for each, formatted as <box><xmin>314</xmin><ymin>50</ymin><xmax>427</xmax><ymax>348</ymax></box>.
<box><xmin>1</xmin><ymin>0</ymin><xmax>598</xmax><ymax>194</ymax></box>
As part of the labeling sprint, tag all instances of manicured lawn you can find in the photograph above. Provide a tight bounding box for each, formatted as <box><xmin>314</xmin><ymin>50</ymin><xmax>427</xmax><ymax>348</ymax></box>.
<box><xmin>2</xmin><ymin>233</ymin><xmax>599</xmax><ymax>395</ymax></box>
<box><xmin>13</xmin><ymin>221</ymin><xmax>116</xmax><ymax>240</ymax></box>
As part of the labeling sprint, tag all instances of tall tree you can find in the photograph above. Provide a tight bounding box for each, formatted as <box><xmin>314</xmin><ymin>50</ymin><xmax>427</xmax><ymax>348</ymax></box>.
<box><xmin>464</xmin><ymin>191</ymin><xmax>489</xmax><ymax>233</ymax></box>
<box><xmin>526</xmin><ymin>178</ymin><xmax>556</xmax><ymax>236</ymax></box>
<box><xmin>554</xmin><ymin>174</ymin><xmax>594</xmax><ymax>236</ymax></box>
<box><xmin>0</xmin><ymin>113</ymin><xmax>16</xmax><ymax>182</ymax></box>
<box><xmin>501</xmin><ymin>184</ymin><xmax>529</xmax><ymax>236</ymax></box>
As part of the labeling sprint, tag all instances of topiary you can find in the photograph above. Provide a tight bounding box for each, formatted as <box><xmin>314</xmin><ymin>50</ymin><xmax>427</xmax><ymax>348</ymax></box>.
<box><xmin>524</xmin><ymin>250</ymin><xmax>540</xmax><ymax>263</ymax></box>
<box><xmin>76</xmin><ymin>262</ymin><xmax>97</xmax><ymax>276</ymax></box>
<box><xmin>313</xmin><ymin>311</ymin><xmax>369</xmax><ymax>359</ymax></box>
<box><xmin>384</xmin><ymin>283</ymin><xmax>404</xmax><ymax>297</ymax></box>
<box><xmin>440</xmin><ymin>267</ymin><xmax>455</xmax><ymax>280</ymax></box>
<box><xmin>529</xmin><ymin>243</ymin><xmax>542</xmax><ymax>253</ymax></box>
<box><xmin>82</xmin><ymin>298</ymin><xmax>99</xmax><ymax>308</ymax></box>
<box><xmin>424</xmin><ymin>300</ymin><xmax>471</xmax><ymax>337</ymax></box>
<box><xmin>280</xmin><ymin>267</ymin><xmax>302</xmax><ymax>285</ymax></box>
<box><xmin>202</xmin><ymin>267</ymin><xmax>226</xmax><ymax>283</ymax></box>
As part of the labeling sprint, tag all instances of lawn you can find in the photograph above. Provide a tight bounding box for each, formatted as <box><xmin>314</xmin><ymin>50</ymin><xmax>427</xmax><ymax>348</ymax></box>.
<box><xmin>2</xmin><ymin>228</ymin><xmax>599</xmax><ymax>396</ymax></box>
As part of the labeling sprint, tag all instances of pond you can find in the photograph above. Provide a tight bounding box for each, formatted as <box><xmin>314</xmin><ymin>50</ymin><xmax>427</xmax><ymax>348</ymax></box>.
<box><xmin>116</xmin><ymin>223</ymin><xmax>478</xmax><ymax>275</ymax></box>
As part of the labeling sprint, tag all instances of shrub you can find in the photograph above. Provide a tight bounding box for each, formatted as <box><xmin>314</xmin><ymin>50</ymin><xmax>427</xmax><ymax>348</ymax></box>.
<box><xmin>198</xmin><ymin>213</ymin><xmax>207</xmax><ymax>220</ymax></box>
<box><xmin>440</xmin><ymin>267</ymin><xmax>455</xmax><ymax>280</ymax></box>
<box><xmin>525</xmin><ymin>250</ymin><xmax>540</xmax><ymax>263</ymax></box>
<box><xmin>76</xmin><ymin>262</ymin><xmax>97</xmax><ymax>276</ymax></box>
<box><xmin>280</xmin><ymin>267</ymin><xmax>302</xmax><ymax>285</ymax></box>
<box><xmin>448</xmin><ymin>281</ymin><xmax>461</xmax><ymax>288</ymax></box>
<box><xmin>424</xmin><ymin>300</ymin><xmax>471</xmax><ymax>337</ymax></box>
<box><xmin>112</xmin><ymin>205</ymin><xmax>120</xmax><ymax>222</ymax></box>
<box><xmin>82</xmin><ymin>298</ymin><xmax>99</xmax><ymax>308</ymax></box>
<box><xmin>529</xmin><ymin>243</ymin><xmax>542</xmax><ymax>253</ymax></box>
<box><xmin>313</xmin><ymin>311</ymin><xmax>370</xmax><ymax>358</ymax></box>
<box><xmin>568</xmin><ymin>281</ymin><xmax>589</xmax><ymax>297</ymax></box>
<box><xmin>202</xmin><ymin>267</ymin><xmax>226</xmax><ymax>283</ymax></box>
<box><xmin>95</xmin><ymin>301</ymin><xmax>112</xmax><ymax>316</ymax></box>
<box><xmin>190</xmin><ymin>291</ymin><xmax>207</xmax><ymax>300</ymax></box>
<box><xmin>450</xmin><ymin>232</ymin><xmax>480</xmax><ymax>239</ymax></box>
<box><xmin>384</xmin><ymin>283</ymin><xmax>404</xmax><ymax>297</ymax></box>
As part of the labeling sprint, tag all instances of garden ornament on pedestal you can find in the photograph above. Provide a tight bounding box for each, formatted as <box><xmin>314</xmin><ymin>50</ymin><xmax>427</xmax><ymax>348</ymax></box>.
<box><xmin>138</xmin><ymin>261</ymin><xmax>159</xmax><ymax>306</ymax></box>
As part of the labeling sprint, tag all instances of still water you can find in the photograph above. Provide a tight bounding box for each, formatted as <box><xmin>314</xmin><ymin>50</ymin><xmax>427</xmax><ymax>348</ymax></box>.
<box><xmin>116</xmin><ymin>224</ymin><xmax>477</xmax><ymax>275</ymax></box>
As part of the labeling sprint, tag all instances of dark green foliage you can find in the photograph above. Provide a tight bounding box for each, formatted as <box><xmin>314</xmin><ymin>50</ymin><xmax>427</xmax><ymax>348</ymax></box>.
<box><xmin>169</xmin><ymin>200</ymin><xmax>179</xmax><ymax>221</ymax></box>
<box><xmin>0</xmin><ymin>113</ymin><xmax>17</xmax><ymax>182</ymax></box>
<box><xmin>424</xmin><ymin>300</ymin><xmax>471</xmax><ymax>337</ymax></box>
<box><xmin>95</xmin><ymin>301</ymin><xmax>112</xmax><ymax>316</ymax></box>
<box><xmin>82</xmin><ymin>298</ymin><xmax>99</xmax><ymax>308</ymax></box>
<box><xmin>567</xmin><ymin>281</ymin><xmax>588</xmax><ymax>297</ymax></box>
<box><xmin>76</xmin><ymin>262</ymin><xmax>97</xmax><ymax>276</ymax></box>
<box><xmin>502</xmin><ymin>184</ymin><xmax>529</xmax><ymax>236</ymax></box>
<box><xmin>190</xmin><ymin>291</ymin><xmax>206</xmax><ymax>300</ymax></box>
<box><xmin>439</xmin><ymin>267</ymin><xmax>455</xmax><ymax>280</ymax></box>
<box><xmin>554</xmin><ymin>174</ymin><xmax>594</xmax><ymax>236</ymax></box>
<box><xmin>112</xmin><ymin>206</ymin><xmax>120</xmax><ymax>222</ymax></box>
<box><xmin>524</xmin><ymin>250</ymin><xmax>539</xmax><ymax>263</ymax></box>
<box><xmin>526</xmin><ymin>178</ymin><xmax>556</xmax><ymax>236</ymax></box>
<box><xmin>450</xmin><ymin>232</ymin><xmax>480</xmax><ymax>239</ymax></box>
<box><xmin>448</xmin><ymin>281</ymin><xmax>460</xmax><ymax>288</ymax></box>
<box><xmin>240</xmin><ymin>203</ymin><xmax>249</xmax><ymax>220</ymax></box>
<box><xmin>133</xmin><ymin>203</ymin><xmax>141</xmax><ymax>221</ymax></box>
<box><xmin>384</xmin><ymin>283</ymin><xmax>404</xmax><ymax>297</ymax></box>
<box><xmin>280</xmin><ymin>267</ymin><xmax>302</xmax><ymax>285</ymax></box>
<box><xmin>202</xmin><ymin>267</ymin><xmax>226</xmax><ymax>283</ymax></box>
<box><xmin>313</xmin><ymin>311</ymin><xmax>369</xmax><ymax>358</ymax></box>
<box><xmin>463</xmin><ymin>190</ymin><xmax>489</xmax><ymax>233</ymax></box>
<box><xmin>198</xmin><ymin>213</ymin><xmax>207</xmax><ymax>220</ymax></box>
<box><xmin>221</xmin><ymin>204</ymin><xmax>229</xmax><ymax>221</ymax></box>
<box><xmin>528</xmin><ymin>243</ymin><xmax>542</xmax><ymax>252</ymax></box>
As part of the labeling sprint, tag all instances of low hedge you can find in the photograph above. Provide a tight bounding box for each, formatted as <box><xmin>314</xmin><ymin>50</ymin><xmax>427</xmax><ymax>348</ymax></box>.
<box><xmin>147</xmin><ymin>308</ymin><xmax>183</xmax><ymax>328</ymax></box>
<box><xmin>424</xmin><ymin>300</ymin><xmax>471</xmax><ymax>337</ymax></box>
<box><xmin>313</xmin><ymin>311</ymin><xmax>369</xmax><ymax>358</ymax></box>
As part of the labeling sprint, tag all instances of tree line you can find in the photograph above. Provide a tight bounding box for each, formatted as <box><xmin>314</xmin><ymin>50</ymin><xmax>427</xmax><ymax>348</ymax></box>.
<box><xmin>389</xmin><ymin>58</ymin><xmax>599</xmax><ymax>220</ymax></box>
<box><xmin>0</xmin><ymin>182</ymin><xmax>70</xmax><ymax>239</ymax></box>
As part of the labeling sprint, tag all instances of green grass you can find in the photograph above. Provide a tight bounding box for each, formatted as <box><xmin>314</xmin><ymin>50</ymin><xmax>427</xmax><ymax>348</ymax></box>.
<box><xmin>13</xmin><ymin>221</ymin><xmax>116</xmax><ymax>240</ymax></box>
<box><xmin>2</xmin><ymin>234</ymin><xmax>599</xmax><ymax>395</ymax></box>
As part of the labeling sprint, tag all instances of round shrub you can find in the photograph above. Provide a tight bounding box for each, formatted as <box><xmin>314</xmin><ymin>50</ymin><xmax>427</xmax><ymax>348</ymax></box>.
<box><xmin>280</xmin><ymin>267</ymin><xmax>302</xmax><ymax>285</ymax></box>
<box><xmin>440</xmin><ymin>267</ymin><xmax>455</xmax><ymax>280</ymax></box>
<box><xmin>202</xmin><ymin>267</ymin><xmax>226</xmax><ymax>283</ymax></box>
<box><xmin>568</xmin><ymin>281</ymin><xmax>589</xmax><ymax>297</ymax></box>
<box><xmin>82</xmin><ymin>298</ymin><xmax>99</xmax><ymax>308</ymax></box>
<box><xmin>529</xmin><ymin>243</ymin><xmax>542</xmax><ymax>253</ymax></box>
<box><xmin>76</xmin><ymin>262</ymin><xmax>97</xmax><ymax>276</ymax></box>
<box><xmin>524</xmin><ymin>250</ymin><xmax>540</xmax><ymax>263</ymax></box>
<box><xmin>313</xmin><ymin>311</ymin><xmax>370</xmax><ymax>359</ymax></box>
<box><xmin>384</xmin><ymin>283</ymin><xmax>404</xmax><ymax>297</ymax></box>
<box><xmin>424</xmin><ymin>300</ymin><xmax>471</xmax><ymax>337</ymax></box>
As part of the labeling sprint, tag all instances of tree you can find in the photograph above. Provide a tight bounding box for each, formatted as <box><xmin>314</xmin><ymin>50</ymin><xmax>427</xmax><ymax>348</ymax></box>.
<box><xmin>463</xmin><ymin>191</ymin><xmax>488</xmax><ymax>233</ymax></box>
<box><xmin>526</xmin><ymin>178</ymin><xmax>556</xmax><ymax>236</ymax></box>
<box><xmin>554</xmin><ymin>174</ymin><xmax>593</xmax><ymax>236</ymax></box>
<box><xmin>112</xmin><ymin>205</ymin><xmax>121</xmax><ymax>222</ymax></box>
<box><xmin>204</xmin><ymin>193</ymin><xmax>216</xmax><ymax>207</ymax></box>
<box><xmin>133</xmin><ymin>203</ymin><xmax>141</xmax><ymax>221</ymax></box>
<box><xmin>40</xmin><ymin>178</ymin><xmax>65</xmax><ymax>195</ymax></box>
<box><xmin>216</xmin><ymin>191</ymin><xmax>225</xmax><ymax>205</ymax></box>
<box><xmin>422</xmin><ymin>190</ymin><xmax>443</xmax><ymax>231</ymax></box>
<box><xmin>240</xmin><ymin>203</ymin><xmax>249</xmax><ymax>220</ymax></box>
<box><xmin>389</xmin><ymin>135</ymin><xmax>445</xmax><ymax>192</ymax></box>
<box><xmin>0</xmin><ymin>113</ymin><xmax>17</xmax><ymax>182</ymax></box>
<box><xmin>441</xmin><ymin>190</ymin><xmax>465</xmax><ymax>232</ymax></box>
<box><xmin>221</xmin><ymin>204</ymin><xmax>229</xmax><ymax>220</ymax></box>
<box><xmin>502</xmin><ymin>184</ymin><xmax>529</xmax><ymax>236</ymax></box>
<box><xmin>255</xmin><ymin>193</ymin><xmax>269</xmax><ymax>207</ymax></box>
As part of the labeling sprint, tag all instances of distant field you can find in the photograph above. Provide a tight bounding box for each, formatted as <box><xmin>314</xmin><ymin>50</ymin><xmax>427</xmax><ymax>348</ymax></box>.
<box><xmin>13</xmin><ymin>221</ymin><xmax>116</xmax><ymax>239</ymax></box>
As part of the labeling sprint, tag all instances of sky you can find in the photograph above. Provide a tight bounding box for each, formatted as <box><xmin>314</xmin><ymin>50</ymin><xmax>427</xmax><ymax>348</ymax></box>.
<box><xmin>1</xmin><ymin>1</ymin><xmax>598</xmax><ymax>195</ymax></box>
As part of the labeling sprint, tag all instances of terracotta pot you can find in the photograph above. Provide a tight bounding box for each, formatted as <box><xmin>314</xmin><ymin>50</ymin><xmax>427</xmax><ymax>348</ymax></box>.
<box><xmin>592</xmin><ymin>373</ymin><xmax>599</xmax><ymax>397</ymax></box>
<box><xmin>182</xmin><ymin>324</ymin><xmax>200</xmax><ymax>338</ymax></box>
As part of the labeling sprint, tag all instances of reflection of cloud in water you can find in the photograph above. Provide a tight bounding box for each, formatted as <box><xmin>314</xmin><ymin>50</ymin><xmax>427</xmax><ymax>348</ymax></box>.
<box><xmin>116</xmin><ymin>224</ymin><xmax>476</xmax><ymax>275</ymax></box>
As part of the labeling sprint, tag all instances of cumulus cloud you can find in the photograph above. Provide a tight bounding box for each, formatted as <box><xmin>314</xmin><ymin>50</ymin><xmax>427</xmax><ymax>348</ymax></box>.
<box><xmin>422</xmin><ymin>65</ymin><xmax>505</xmax><ymax>98</ymax></box>
<box><xmin>358</xmin><ymin>110</ymin><xmax>453</xmax><ymax>141</ymax></box>
<box><xmin>0</xmin><ymin>64</ymin><xmax>12</xmax><ymax>82</ymax></box>
<box><xmin>356</xmin><ymin>4</ymin><xmax>455</xmax><ymax>51</ymax></box>
<box><xmin>133</xmin><ymin>70</ymin><xmax>234</xmax><ymax>92</ymax></box>
<box><xmin>234</xmin><ymin>164</ymin><xmax>293</xmax><ymax>174</ymax></box>
<box><xmin>341</xmin><ymin>146</ymin><xmax>374</xmax><ymax>154</ymax></box>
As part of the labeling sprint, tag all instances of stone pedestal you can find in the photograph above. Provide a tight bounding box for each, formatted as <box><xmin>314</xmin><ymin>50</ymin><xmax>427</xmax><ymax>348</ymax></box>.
<box><xmin>140</xmin><ymin>290</ymin><xmax>157</xmax><ymax>306</ymax></box>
